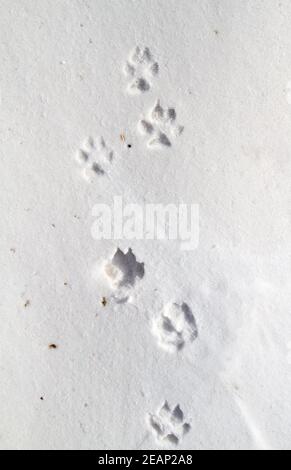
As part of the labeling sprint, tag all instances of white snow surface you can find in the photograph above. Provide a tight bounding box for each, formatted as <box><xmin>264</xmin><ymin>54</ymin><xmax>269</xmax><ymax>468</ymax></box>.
<box><xmin>0</xmin><ymin>0</ymin><xmax>291</xmax><ymax>450</ymax></box>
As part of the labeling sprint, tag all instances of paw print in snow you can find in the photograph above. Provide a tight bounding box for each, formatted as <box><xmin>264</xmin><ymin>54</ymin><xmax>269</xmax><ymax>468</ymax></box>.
<box><xmin>124</xmin><ymin>46</ymin><xmax>159</xmax><ymax>94</ymax></box>
<box><xmin>138</xmin><ymin>100</ymin><xmax>184</xmax><ymax>148</ymax></box>
<box><xmin>153</xmin><ymin>302</ymin><xmax>198</xmax><ymax>352</ymax></box>
<box><xmin>75</xmin><ymin>136</ymin><xmax>114</xmax><ymax>182</ymax></box>
<box><xmin>148</xmin><ymin>401</ymin><xmax>191</xmax><ymax>446</ymax></box>
<box><xmin>104</xmin><ymin>248</ymin><xmax>145</xmax><ymax>289</ymax></box>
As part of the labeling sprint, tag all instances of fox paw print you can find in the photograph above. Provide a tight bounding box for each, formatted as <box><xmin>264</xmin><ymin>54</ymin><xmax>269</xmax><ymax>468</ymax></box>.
<box><xmin>153</xmin><ymin>302</ymin><xmax>198</xmax><ymax>352</ymax></box>
<box><xmin>148</xmin><ymin>401</ymin><xmax>191</xmax><ymax>446</ymax></box>
<box><xmin>124</xmin><ymin>46</ymin><xmax>159</xmax><ymax>94</ymax></box>
<box><xmin>75</xmin><ymin>136</ymin><xmax>114</xmax><ymax>182</ymax></box>
<box><xmin>138</xmin><ymin>100</ymin><xmax>184</xmax><ymax>148</ymax></box>
<box><xmin>103</xmin><ymin>248</ymin><xmax>145</xmax><ymax>289</ymax></box>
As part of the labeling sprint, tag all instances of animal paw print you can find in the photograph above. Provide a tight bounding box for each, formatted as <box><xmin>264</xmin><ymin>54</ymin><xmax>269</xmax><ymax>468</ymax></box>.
<box><xmin>138</xmin><ymin>100</ymin><xmax>184</xmax><ymax>148</ymax></box>
<box><xmin>75</xmin><ymin>136</ymin><xmax>114</xmax><ymax>182</ymax></box>
<box><xmin>153</xmin><ymin>302</ymin><xmax>198</xmax><ymax>352</ymax></box>
<box><xmin>148</xmin><ymin>401</ymin><xmax>191</xmax><ymax>446</ymax></box>
<box><xmin>123</xmin><ymin>46</ymin><xmax>159</xmax><ymax>95</ymax></box>
<box><xmin>103</xmin><ymin>248</ymin><xmax>145</xmax><ymax>289</ymax></box>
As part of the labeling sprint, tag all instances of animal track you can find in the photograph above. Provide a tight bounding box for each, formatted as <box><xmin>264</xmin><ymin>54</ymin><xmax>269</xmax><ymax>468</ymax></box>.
<box><xmin>148</xmin><ymin>401</ymin><xmax>191</xmax><ymax>446</ymax></box>
<box><xmin>75</xmin><ymin>136</ymin><xmax>115</xmax><ymax>182</ymax></box>
<box><xmin>153</xmin><ymin>302</ymin><xmax>198</xmax><ymax>352</ymax></box>
<box><xmin>104</xmin><ymin>248</ymin><xmax>145</xmax><ymax>289</ymax></box>
<box><xmin>123</xmin><ymin>46</ymin><xmax>159</xmax><ymax>94</ymax></box>
<box><xmin>138</xmin><ymin>100</ymin><xmax>184</xmax><ymax>148</ymax></box>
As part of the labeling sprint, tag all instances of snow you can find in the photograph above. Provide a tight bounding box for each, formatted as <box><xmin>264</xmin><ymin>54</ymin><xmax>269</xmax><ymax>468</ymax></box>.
<box><xmin>0</xmin><ymin>0</ymin><xmax>291</xmax><ymax>450</ymax></box>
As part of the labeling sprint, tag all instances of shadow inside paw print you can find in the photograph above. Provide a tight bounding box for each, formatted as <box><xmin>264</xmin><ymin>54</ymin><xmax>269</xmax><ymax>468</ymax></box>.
<box><xmin>148</xmin><ymin>401</ymin><xmax>191</xmax><ymax>446</ymax></box>
<box><xmin>153</xmin><ymin>302</ymin><xmax>198</xmax><ymax>352</ymax></box>
<box><xmin>104</xmin><ymin>248</ymin><xmax>145</xmax><ymax>289</ymax></box>
<box><xmin>138</xmin><ymin>100</ymin><xmax>184</xmax><ymax>148</ymax></box>
<box><xmin>75</xmin><ymin>136</ymin><xmax>114</xmax><ymax>182</ymax></box>
<box><xmin>124</xmin><ymin>46</ymin><xmax>159</xmax><ymax>94</ymax></box>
